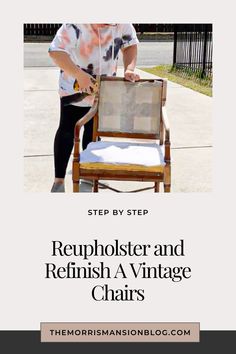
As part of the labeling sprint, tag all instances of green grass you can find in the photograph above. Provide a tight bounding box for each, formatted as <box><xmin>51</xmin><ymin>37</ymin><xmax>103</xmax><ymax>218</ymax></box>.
<box><xmin>140</xmin><ymin>65</ymin><xmax>212</xmax><ymax>97</ymax></box>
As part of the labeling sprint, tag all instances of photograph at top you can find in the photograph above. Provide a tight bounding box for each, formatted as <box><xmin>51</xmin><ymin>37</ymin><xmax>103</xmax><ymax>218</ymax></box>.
<box><xmin>24</xmin><ymin>23</ymin><xmax>212</xmax><ymax>193</ymax></box>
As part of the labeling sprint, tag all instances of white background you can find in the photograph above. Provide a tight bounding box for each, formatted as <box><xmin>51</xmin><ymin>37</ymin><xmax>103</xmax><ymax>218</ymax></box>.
<box><xmin>0</xmin><ymin>0</ymin><xmax>236</xmax><ymax>330</ymax></box>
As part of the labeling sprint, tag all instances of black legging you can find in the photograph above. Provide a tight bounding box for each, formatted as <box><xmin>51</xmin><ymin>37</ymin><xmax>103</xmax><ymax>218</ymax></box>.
<box><xmin>54</xmin><ymin>100</ymin><xmax>92</xmax><ymax>178</ymax></box>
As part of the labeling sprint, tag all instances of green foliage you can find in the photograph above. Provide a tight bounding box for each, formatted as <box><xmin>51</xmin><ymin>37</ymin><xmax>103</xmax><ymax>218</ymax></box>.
<box><xmin>141</xmin><ymin>65</ymin><xmax>212</xmax><ymax>97</ymax></box>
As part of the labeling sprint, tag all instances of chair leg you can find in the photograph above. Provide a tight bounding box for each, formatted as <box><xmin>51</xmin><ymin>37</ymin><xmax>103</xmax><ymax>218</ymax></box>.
<box><xmin>164</xmin><ymin>164</ymin><xmax>171</xmax><ymax>193</ymax></box>
<box><xmin>164</xmin><ymin>184</ymin><xmax>171</xmax><ymax>192</ymax></box>
<box><xmin>93</xmin><ymin>180</ymin><xmax>98</xmax><ymax>193</ymax></box>
<box><xmin>73</xmin><ymin>181</ymin><xmax>80</xmax><ymax>193</ymax></box>
<box><xmin>154</xmin><ymin>182</ymin><xmax>160</xmax><ymax>192</ymax></box>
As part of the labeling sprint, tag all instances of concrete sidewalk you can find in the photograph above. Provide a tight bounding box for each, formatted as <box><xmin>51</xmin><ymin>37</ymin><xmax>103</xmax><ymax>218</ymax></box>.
<box><xmin>24</xmin><ymin>67</ymin><xmax>212</xmax><ymax>193</ymax></box>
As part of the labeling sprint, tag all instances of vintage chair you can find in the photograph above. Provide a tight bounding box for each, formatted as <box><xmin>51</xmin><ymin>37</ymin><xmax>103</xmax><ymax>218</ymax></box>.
<box><xmin>72</xmin><ymin>76</ymin><xmax>170</xmax><ymax>193</ymax></box>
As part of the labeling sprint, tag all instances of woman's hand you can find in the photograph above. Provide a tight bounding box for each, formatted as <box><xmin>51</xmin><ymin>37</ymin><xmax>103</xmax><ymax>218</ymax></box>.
<box><xmin>124</xmin><ymin>69</ymin><xmax>140</xmax><ymax>82</ymax></box>
<box><xmin>76</xmin><ymin>70</ymin><xmax>98</xmax><ymax>94</ymax></box>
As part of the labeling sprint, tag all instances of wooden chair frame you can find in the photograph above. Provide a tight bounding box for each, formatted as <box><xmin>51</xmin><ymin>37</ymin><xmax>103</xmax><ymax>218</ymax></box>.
<box><xmin>72</xmin><ymin>76</ymin><xmax>171</xmax><ymax>193</ymax></box>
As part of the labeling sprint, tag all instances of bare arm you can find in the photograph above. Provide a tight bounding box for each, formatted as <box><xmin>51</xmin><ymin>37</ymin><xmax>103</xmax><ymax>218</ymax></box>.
<box><xmin>122</xmin><ymin>45</ymin><xmax>140</xmax><ymax>81</ymax></box>
<box><xmin>49</xmin><ymin>51</ymin><xmax>97</xmax><ymax>93</ymax></box>
<box><xmin>122</xmin><ymin>44</ymin><xmax>137</xmax><ymax>71</ymax></box>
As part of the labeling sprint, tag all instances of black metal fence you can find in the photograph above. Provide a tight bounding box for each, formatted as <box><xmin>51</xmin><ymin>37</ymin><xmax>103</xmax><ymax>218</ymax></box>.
<box><xmin>24</xmin><ymin>24</ymin><xmax>61</xmax><ymax>36</ymax></box>
<box><xmin>134</xmin><ymin>24</ymin><xmax>174</xmax><ymax>33</ymax></box>
<box><xmin>173</xmin><ymin>24</ymin><xmax>212</xmax><ymax>79</ymax></box>
<box><xmin>24</xmin><ymin>23</ymin><xmax>175</xmax><ymax>36</ymax></box>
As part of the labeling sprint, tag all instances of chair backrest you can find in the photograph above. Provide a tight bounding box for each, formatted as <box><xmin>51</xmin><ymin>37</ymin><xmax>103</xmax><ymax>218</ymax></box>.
<box><xmin>95</xmin><ymin>77</ymin><xmax>166</xmax><ymax>140</ymax></box>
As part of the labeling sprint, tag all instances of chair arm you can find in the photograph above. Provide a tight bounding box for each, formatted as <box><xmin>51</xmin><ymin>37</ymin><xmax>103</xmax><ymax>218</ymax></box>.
<box><xmin>74</xmin><ymin>97</ymin><xmax>98</xmax><ymax>140</ymax></box>
<box><xmin>73</xmin><ymin>97</ymin><xmax>98</xmax><ymax>161</ymax></box>
<box><xmin>162</xmin><ymin>106</ymin><xmax>170</xmax><ymax>142</ymax></box>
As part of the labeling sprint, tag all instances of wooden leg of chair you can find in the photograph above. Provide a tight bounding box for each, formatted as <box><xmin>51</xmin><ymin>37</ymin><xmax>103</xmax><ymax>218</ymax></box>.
<box><xmin>93</xmin><ymin>180</ymin><xmax>98</xmax><ymax>193</ymax></box>
<box><xmin>154</xmin><ymin>182</ymin><xmax>160</xmax><ymax>192</ymax></box>
<box><xmin>164</xmin><ymin>164</ymin><xmax>171</xmax><ymax>193</ymax></box>
<box><xmin>73</xmin><ymin>181</ymin><xmax>80</xmax><ymax>193</ymax></box>
<box><xmin>72</xmin><ymin>160</ymin><xmax>80</xmax><ymax>193</ymax></box>
<box><xmin>164</xmin><ymin>184</ymin><xmax>171</xmax><ymax>192</ymax></box>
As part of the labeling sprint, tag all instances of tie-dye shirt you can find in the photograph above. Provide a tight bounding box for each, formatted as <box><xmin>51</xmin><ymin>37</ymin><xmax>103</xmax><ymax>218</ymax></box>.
<box><xmin>49</xmin><ymin>24</ymin><xmax>139</xmax><ymax>106</ymax></box>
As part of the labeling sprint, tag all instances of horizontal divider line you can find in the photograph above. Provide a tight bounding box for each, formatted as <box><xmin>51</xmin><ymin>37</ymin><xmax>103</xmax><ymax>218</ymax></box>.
<box><xmin>24</xmin><ymin>154</ymin><xmax>53</xmax><ymax>158</ymax></box>
<box><xmin>24</xmin><ymin>89</ymin><xmax>57</xmax><ymax>92</ymax></box>
<box><xmin>24</xmin><ymin>66</ymin><xmax>57</xmax><ymax>68</ymax></box>
<box><xmin>172</xmin><ymin>145</ymin><xmax>212</xmax><ymax>150</ymax></box>
<box><xmin>24</xmin><ymin>145</ymin><xmax>212</xmax><ymax>158</ymax></box>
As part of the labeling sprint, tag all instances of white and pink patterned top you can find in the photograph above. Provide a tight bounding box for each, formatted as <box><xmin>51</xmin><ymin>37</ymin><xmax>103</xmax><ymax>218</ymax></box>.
<box><xmin>49</xmin><ymin>24</ymin><xmax>139</xmax><ymax>106</ymax></box>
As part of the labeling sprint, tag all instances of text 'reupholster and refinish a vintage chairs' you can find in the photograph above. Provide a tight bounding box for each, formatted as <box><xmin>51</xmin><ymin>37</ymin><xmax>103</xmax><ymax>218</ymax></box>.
<box><xmin>72</xmin><ymin>77</ymin><xmax>171</xmax><ymax>193</ymax></box>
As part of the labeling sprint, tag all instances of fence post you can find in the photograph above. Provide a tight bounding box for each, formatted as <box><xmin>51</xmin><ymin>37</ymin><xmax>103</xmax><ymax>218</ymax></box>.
<box><xmin>201</xmin><ymin>25</ymin><xmax>208</xmax><ymax>78</ymax></box>
<box><xmin>189</xmin><ymin>31</ymin><xmax>192</xmax><ymax>67</ymax></box>
<box><xmin>173</xmin><ymin>24</ymin><xmax>177</xmax><ymax>67</ymax></box>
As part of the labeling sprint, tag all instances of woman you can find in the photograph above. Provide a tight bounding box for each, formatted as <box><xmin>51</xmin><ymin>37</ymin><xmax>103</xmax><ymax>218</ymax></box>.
<box><xmin>49</xmin><ymin>24</ymin><xmax>140</xmax><ymax>192</ymax></box>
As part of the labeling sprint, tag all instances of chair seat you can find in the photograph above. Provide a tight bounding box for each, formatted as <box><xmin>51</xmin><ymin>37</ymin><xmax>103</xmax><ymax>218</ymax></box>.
<box><xmin>79</xmin><ymin>141</ymin><xmax>165</xmax><ymax>173</ymax></box>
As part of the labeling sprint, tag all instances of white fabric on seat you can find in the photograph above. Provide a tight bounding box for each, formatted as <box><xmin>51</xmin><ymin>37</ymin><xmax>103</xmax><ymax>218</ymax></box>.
<box><xmin>80</xmin><ymin>141</ymin><xmax>165</xmax><ymax>166</ymax></box>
